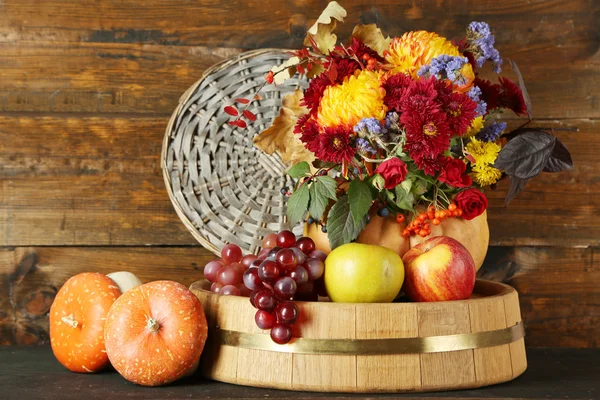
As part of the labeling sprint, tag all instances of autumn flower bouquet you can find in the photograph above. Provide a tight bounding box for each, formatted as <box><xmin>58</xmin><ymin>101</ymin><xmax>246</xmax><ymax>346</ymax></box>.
<box><xmin>246</xmin><ymin>2</ymin><xmax>573</xmax><ymax>250</ymax></box>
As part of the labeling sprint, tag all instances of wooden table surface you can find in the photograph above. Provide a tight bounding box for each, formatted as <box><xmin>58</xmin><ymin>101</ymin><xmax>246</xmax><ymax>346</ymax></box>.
<box><xmin>0</xmin><ymin>0</ymin><xmax>598</xmax><ymax>349</ymax></box>
<box><xmin>1</xmin><ymin>347</ymin><xmax>598</xmax><ymax>400</ymax></box>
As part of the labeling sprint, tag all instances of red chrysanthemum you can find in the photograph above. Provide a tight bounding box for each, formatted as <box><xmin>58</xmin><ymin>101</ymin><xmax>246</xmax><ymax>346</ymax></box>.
<box><xmin>474</xmin><ymin>77</ymin><xmax>500</xmax><ymax>110</ymax></box>
<box><xmin>473</xmin><ymin>77</ymin><xmax>527</xmax><ymax>116</ymax></box>
<box><xmin>301</xmin><ymin>58</ymin><xmax>359</xmax><ymax>114</ymax></box>
<box><xmin>315</xmin><ymin>126</ymin><xmax>356</xmax><ymax>163</ymax></box>
<box><xmin>403</xmin><ymin>110</ymin><xmax>451</xmax><ymax>162</ymax></box>
<box><xmin>434</xmin><ymin>78</ymin><xmax>453</xmax><ymax>105</ymax></box>
<box><xmin>333</xmin><ymin>58</ymin><xmax>361</xmax><ymax>81</ymax></box>
<box><xmin>400</xmin><ymin>76</ymin><xmax>440</xmax><ymax>116</ymax></box>
<box><xmin>298</xmin><ymin>117</ymin><xmax>321</xmax><ymax>153</ymax></box>
<box><xmin>498</xmin><ymin>77</ymin><xmax>527</xmax><ymax>116</ymax></box>
<box><xmin>411</xmin><ymin>153</ymin><xmax>446</xmax><ymax>176</ymax></box>
<box><xmin>442</xmin><ymin>92</ymin><xmax>478</xmax><ymax>136</ymax></box>
<box><xmin>301</xmin><ymin>74</ymin><xmax>330</xmax><ymax>114</ymax></box>
<box><xmin>294</xmin><ymin>113</ymin><xmax>310</xmax><ymax>134</ymax></box>
<box><xmin>382</xmin><ymin>73</ymin><xmax>413</xmax><ymax>113</ymax></box>
<box><xmin>347</xmin><ymin>37</ymin><xmax>385</xmax><ymax>62</ymax></box>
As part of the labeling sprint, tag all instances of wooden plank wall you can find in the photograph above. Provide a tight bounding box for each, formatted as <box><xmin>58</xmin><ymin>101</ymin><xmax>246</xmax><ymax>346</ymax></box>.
<box><xmin>0</xmin><ymin>0</ymin><xmax>598</xmax><ymax>347</ymax></box>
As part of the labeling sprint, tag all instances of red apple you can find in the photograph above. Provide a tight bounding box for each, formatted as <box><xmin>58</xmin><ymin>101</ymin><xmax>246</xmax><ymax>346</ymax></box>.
<box><xmin>401</xmin><ymin>236</ymin><xmax>476</xmax><ymax>302</ymax></box>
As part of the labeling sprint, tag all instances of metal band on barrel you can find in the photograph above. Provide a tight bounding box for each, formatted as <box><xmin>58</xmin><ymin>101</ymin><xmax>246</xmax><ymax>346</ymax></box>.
<box><xmin>212</xmin><ymin>321</ymin><xmax>524</xmax><ymax>355</ymax></box>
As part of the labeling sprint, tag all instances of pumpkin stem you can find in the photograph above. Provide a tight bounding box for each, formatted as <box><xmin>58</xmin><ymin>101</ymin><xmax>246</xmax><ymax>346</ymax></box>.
<box><xmin>146</xmin><ymin>317</ymin><xmax>160</xmax><ymax>333</ymax></box>
<box><xmin>61</xmin><ymin>314</ymin><xmax>78</xmax><ymax>329</ymax></box>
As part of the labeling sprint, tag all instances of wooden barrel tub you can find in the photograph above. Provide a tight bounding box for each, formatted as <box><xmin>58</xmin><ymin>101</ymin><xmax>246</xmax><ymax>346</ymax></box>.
<box><xmin>190</xmin><ymin>279</ymin><xmax>526</xmax><ymax>393</ymax></box>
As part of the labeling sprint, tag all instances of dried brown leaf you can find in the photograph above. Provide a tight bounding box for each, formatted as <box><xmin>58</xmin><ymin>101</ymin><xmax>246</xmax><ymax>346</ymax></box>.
<box><xmin>270</xmin><ymin>56</ymin><xmax>300</xmax><ymax>85</ymax></box>
<box><xmin>351</xmin><ymin>24</ymin><xmax>391</xmax><ymax>57</ymax></box>
<box><xmin>303</xmin><ymin>1</ymin><xmax>347</xmax><ymax>55</ymax></box>
<box><xmin>253</xmin><ymin>90</ymin><xmax>314</xmax><ymax>165</ymax></box>
<box><xmin>281</xmin><ymin>89</ymin><xmax>306</xmax><ymax>115</ymax></box>
<box><xmin>306</xmin><ymin>62</ymin><xmax>325</xmax><ymax>79</ymax></box>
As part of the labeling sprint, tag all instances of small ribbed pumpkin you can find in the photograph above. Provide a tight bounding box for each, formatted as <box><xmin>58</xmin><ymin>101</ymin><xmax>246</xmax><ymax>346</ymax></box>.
<box><xmin>104</xmin><ymin>280</ymin><xmax>208</xmax><ymax>386</ymax></box>
<box><xmin>50</xmin><ymin>273</ymin><xmax>121</xmax><ymax>373</ymax></box>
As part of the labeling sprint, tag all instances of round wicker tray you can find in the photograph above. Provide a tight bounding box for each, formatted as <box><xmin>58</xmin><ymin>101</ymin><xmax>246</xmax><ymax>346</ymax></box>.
<box><xmin>162</xmin><ymin>49</ymin><xmax>308</xmax><ymax>256</ymax></box>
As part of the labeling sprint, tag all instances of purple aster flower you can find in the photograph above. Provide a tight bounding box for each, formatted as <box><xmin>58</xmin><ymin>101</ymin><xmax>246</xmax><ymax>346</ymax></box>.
<box><xmin>418</xmin><ymin>55</ymin><xmax>469</xmax><ymax>84</ymax></box>
<box><xmin>467</xmin><ymin>86</ymin><xmax>488</xmax><ymax>116</ymax></box>
<box><xmin>354</xmin><ymin>117</ymin><xmax>386</xmax><ymax>135</ymax></box>
<box><xmin>355</xmin><ymin>138</ymin><xmax>376</xmax><ymax>155</ymax></box>
<box><xmin>467</xmin><ymin>21</ymin><xmax>503</xmax><ymax>73</ymax></box>
<box><xmin>477</xmin><ymin>122</ymin><xmax>507</xmax><ymax>142</ymax></box>
<box><xmin>384</xmin><ymin>112</ymin><xmax>400</xmax><ymax>130</ymax></box>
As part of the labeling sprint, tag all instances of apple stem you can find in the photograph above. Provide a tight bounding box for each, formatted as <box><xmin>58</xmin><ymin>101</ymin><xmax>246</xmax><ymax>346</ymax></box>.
<box><xmin>146</xmin><ymin>317</ymin><xmax>160</xmax><ymax>333</ymax></box>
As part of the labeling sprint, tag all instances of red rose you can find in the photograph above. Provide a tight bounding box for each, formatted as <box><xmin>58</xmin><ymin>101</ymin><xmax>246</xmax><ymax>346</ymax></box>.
<box><xmin>438</xmin><ymin>158</ymin><xmax>472</xmax><ymax>188</ymax></box>
<box><xmin>455</xmin><ymin>189</ymin><xmax>488</xmax><ymax>220</ymax></box>
<box><xmin>375</xmin><ymin>158</ymin><xmax>408</xmax><ymax>189</ymax></box>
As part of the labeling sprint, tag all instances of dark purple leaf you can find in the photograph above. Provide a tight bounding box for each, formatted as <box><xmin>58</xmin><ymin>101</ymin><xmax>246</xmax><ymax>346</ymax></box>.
<box><xmin>509</xmin><ymin>60</ymin><xmax>532</xmax><ymax>120</ymax></box>
<box><xmin>505</xmin><ymin>176</ymin><xmax>529</xmax><ymax>206</ymax></box>
<box><xmin>543</xmin><ymin>137</ymin><xmax>573</xmax><ymax>173</ymax></box>
<box><xmin>494</xmin><ymin>130</ymin><xmax>555</xmax><ymax>179</ymax></box>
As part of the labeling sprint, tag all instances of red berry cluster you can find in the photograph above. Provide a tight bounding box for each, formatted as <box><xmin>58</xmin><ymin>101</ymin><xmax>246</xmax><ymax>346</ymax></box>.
<box><xmin>361</xmin><ymin>53</ymin><xmax>379</xmax><ymax>71</ymax></box>
<box><xmin>202</xmin><ymin>231</ymin><xmax>328</xmax><ymax>345</ymax></box>
<box><xmin>401</xmin><ymin>203</ymin><xmax>464</xmax><ymax>238</ymax></box>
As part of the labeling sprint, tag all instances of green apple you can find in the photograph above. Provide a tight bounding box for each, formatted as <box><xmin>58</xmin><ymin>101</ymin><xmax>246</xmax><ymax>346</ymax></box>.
<box><xmin>324</xmin><ymin>243</ymin><xmax>404</xmax><ymax>303</ymax></box>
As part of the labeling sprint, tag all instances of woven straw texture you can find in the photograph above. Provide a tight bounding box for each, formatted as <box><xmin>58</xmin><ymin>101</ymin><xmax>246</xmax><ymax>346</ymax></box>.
<box><xmin>162</xmin><ymin>49</ymin><xmax>308</xmax><ymax>256</ymax></box>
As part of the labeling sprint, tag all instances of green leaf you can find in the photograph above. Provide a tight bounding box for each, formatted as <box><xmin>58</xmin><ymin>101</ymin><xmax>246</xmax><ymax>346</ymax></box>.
<box><xmin>286</xmin><ymin>184</ymin><xmax>309</xmax><ymax>226</ymax></box>
<box><xmin>384</xmin><ymin>189</ymin><xmax>395</xmax><ymax>203</ymax></box>
<box><xmin>326</xmin><ymin>195</ymin><xmax>366</xmax><ymax>249</ymax></box>
<box><xmin>315</xmin><ymin>175</ymin><xmax>337</xmax><ymax>200</ymax></box>
<box><xmin>394</xmin><ymin>186</ymin><xmax>415</xmax><ymax>211</ymax></box>
<box><xmin>308</xmin><ymin>182</ymin><xmax>329</xmax><ymax>221</ymax></box>
<box><xmin>287</xmin><ymin>162</ymin><xmax>311</xmax><ymax>178</ymax></box>
<box><xmin>312</xmin><ymin>160</ymin><xmax>336</xmax><ymax>169</ymax></box>
<box><xmin>411</xmin><ymin>179</ymin><xmax>428</xmax><ymax>196</ymax></box>
<box><xmin>348</xmin><ymin>180</ymin><xmax>373</xmax><ymax>224</ymax></box>
<box><xmin>400</xmin><ymin>179</ymin><xmax>412</xmax><ymax>194</ymax></box>
<box><xmin>371</xmin><ymin>174</ymin><xmax>385</xmax><ymax>191</ymax></box>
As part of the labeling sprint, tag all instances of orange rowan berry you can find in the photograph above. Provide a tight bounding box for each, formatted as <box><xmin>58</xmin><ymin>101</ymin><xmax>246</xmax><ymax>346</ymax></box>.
<box><xmin>435</xmin><ymin>211</ymin><xmax>441</xmax><ymax>219</ymax></box>
<box><xmin>402</xmin><ymin>229</ymin><xmax>411</xmax><ymax>237</ymax></box>
<box><xmin>456</xmin><ymin>209</ymin><xmax>463</xmax><ymax>216</ymax></box>
<box><xmin>419</xmin><ymin>229</ymin><xmax>428</xmax><ymax>237</ymax></box>
<box><xmin>265</xmin><ymin>71</ymin><xmax>275</xmax><ymax>84</ymax></box>
<box><xmin>448</xmin><ymin>203</ymin><xmax>457</xmax><ymax>211</ymax></box>
<box><xmin>428</xmin><ymin>205</ymin><xmax>436</xmax><ymax>214</ymax></box>
<box><xmin>432</xmin><ymin>218</ymin><xmax>441</xmax><ymax>226</ymax></box>
<box><xmin>396</xmin><ymin>214</ymin><xmax>405</xmax><ymax>223</ymax></box>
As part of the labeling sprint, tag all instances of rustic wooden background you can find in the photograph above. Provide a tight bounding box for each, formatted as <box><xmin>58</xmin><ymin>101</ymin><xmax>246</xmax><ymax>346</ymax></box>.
<box><xmin>0</xmin><ymin>0</ymin><xmax>598</xmax><ymax>348</ymax></box>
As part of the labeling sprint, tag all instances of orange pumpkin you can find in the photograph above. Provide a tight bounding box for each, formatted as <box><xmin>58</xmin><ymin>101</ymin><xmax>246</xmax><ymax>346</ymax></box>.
<box><xmin>49</xmin><ymin>272</ymin><xmax>121</xmax><ymax>373</ymax></box>
<box><xmin>104</xmin><ymin>280</ymin><xmax>208</xmax><ymax>386</ymax></box>
<box><xmin>305</xmin><ymin>210</ymin><xmax>489</xmax><ymax>270</ymax></box>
